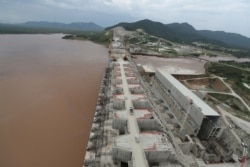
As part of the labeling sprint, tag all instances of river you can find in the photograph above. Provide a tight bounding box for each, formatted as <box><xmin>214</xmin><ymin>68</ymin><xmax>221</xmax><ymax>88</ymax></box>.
<box><xmin>0</xmin><ymin>34</ymin><xmax>108</xmax><ymax>167</ymax></box>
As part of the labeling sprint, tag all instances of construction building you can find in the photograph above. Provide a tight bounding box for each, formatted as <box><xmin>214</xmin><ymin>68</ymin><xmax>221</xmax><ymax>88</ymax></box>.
<box><xmin>154</xmin><ymin>69</ymin><xmax>224</xmax><ymax>139</ymax></box>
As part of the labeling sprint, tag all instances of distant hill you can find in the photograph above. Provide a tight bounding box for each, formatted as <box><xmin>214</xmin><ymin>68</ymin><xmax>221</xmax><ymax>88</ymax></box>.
<box><xmin>198</xmin><ymin>30</ymin><xmax>250</xmax><ymax>50</ymax></box>
<box><xmin>109</xmin><ymin>19</ymin><xmax>177</xmax><ymax>41</ymax></box>
<box><xmin>21</xmin><ymin>21</ymin><xmax>104</xmax><ymax>31</ymax></box>
<box><xmin>107</xmin><ymin>19</ymin><xmax>250</xmax><ymax>50</ymax></box>
<box><xmin>0</xmin><ymin>21</ymin><xmax>104</xmax><ymax>34</ymax></box>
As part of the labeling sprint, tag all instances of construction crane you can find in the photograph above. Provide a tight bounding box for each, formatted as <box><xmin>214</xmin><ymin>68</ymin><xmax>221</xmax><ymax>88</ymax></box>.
<box><xmin>240</xmin><ymin>143</ymin><xmax>248</xmax><ymax>167</ymax></box>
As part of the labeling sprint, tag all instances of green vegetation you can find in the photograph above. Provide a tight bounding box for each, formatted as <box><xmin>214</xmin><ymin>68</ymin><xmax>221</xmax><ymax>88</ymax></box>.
<box><xmin>208</xmin><ymin>93</ymin><xmax>250</xmax><ymax>120</ymax></box>
<box><xmin>207</xmin><ymin>62</ymin><xmax>250</xmax><ymax>82</ymax></box>
<box><xmin>208</xmin><ymin>93</ymin><xmax>233</xmax><ymax>102</ymax></box>
<box><xmin>160</xmin><ymin>49</ymin><xmax>178</xmax><ymax>56</ymax></box>
<box><xmin>149</xmin><ymin>36</ymin><xmax>158</xmax><ymax>42</ymax></box>
<box><xmin>219</xmin><ymin>61</ymin><xmax>250</xmax><ymax>70</ymax></box>
<box><xmin>207</xmin><ymin>62</ymin><xmax>250</xmax><ymax>106</ymax></box>
<box><xmin>225</xmin><ymin>50</ymin><xmax>250</xmax><ymax>58</ymax></box>
<box><xmin>127</xmin><ymin>37</ymin><xmax>141</xmax><ymax>44</ymax></box>
<box><xmin>196</xmin><ymin>44</ymin><xmax>250</xmax><ymax>58</ymax></box>
<box><xmin>62</xmin><ymin>31</ymin><xmax>112</xmax><ymax>47</ymax></box>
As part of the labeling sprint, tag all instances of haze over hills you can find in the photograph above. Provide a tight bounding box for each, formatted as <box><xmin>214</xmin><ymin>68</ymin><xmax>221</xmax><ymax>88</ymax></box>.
<box><xmin>1</xmin><ymin>19</ymin><xmax>250</xmax><ymax>51</ymax></box>
<box><xmin>0</xmin><ymin>21</ymin><xmax>104</xmax><ymax>33</ymax></box>
<box><xmin>107</xmin><ymin>19</ymin><xmax>250</xmax><ymax>51</ymax></box>
<box><xmin>21</xmin><ymin>21</ymin><xmax>104</xmax><ymax>31</ymax></box>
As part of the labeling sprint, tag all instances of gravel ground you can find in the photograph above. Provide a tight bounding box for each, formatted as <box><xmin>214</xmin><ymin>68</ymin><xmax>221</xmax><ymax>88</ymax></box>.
<box><xmin>133</xmin><ymin>56</ymin><xmax>206</xmax><ymax>74</ymax></box>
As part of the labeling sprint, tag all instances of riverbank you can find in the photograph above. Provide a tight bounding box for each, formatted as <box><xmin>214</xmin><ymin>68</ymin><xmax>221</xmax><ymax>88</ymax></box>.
<box><xmin>62</xmin><ymin>32</ymin><xmax>112</xmax><ymax>47</ymax></box>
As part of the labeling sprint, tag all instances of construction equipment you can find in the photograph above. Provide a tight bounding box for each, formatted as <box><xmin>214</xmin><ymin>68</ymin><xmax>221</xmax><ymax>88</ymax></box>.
<box><xmin>240</xmin><ymin>143</ymin><xmax>248</xmax><ymax>167</ymax></box>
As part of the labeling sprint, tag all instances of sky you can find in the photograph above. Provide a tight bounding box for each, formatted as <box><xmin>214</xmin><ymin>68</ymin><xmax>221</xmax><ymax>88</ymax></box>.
<box><xmin>0</xmin><ymin>0</ymin><xmax>250</xmax><ymax>37</ymax></box>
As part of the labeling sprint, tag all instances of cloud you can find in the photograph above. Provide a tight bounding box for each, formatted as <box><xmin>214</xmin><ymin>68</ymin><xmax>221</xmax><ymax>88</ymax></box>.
<box><xmin>0</xmin><ymin>0</ymin><xmax>250</xmax><ymax>36</ymax></box>
<box><xmin>39</xmin><ymin>0</ymin><xmax>133</xmax><ymax>12</ymax></box>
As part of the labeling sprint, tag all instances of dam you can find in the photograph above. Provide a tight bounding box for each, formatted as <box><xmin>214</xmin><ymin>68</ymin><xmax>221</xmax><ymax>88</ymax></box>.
<box><xmin>83</xmin><ymin>31</ymin><xmax>180</xmax><ymax>167</ymax></box>
<box><xmin>82</xmin><ymin>28</ymin><xmax>241</xmax><ymax>167</ymax></box>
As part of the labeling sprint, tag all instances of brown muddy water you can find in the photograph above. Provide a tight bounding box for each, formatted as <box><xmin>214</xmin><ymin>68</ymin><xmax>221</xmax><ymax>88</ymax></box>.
<box><xmin>0</xmin><ymin>34</ymin><xmax>108</xmax><ymax>167</ymax></box>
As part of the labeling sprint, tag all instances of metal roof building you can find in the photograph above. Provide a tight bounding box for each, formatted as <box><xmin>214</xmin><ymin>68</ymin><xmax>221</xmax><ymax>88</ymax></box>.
<box><xmin>155</xmin><ymin>69</ymin><xmax>222</xmax><ymax>138</ymax></box>
<box><xmin>156</xmin><ymin>69</ymin><xmax>219</xmax><ymax>116</ymax></box>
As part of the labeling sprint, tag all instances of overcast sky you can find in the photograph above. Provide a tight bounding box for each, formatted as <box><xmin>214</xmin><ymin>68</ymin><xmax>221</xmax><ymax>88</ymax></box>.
<box><xmin>0</xmin><ymin>0</ymin><xmax>250</xmax><ymax>37</ymax></box>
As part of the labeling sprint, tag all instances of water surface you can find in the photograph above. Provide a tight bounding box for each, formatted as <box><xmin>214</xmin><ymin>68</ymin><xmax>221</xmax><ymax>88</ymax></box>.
<box><xmin>0</xmin><ymin>34</ymin><xmax>108</xmax><ymax>167</ymax></box>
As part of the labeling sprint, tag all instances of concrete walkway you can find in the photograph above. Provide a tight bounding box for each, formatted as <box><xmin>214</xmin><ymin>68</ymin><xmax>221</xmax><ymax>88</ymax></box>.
<box><xmin>119</xmin><ymin>58</ymin><xmax>149</xmax><ymax>167</ymax></box>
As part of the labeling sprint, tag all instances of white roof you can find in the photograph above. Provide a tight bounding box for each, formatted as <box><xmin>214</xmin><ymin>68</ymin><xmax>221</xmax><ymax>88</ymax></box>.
<box><xmin>114</xmin><ymin>109</ymin><xmax>153</xmax><ymax>119</ymax></box>
<box><xmin>142</xmin><ymin>65</ymin><xmax>155</xmax><ymax>73</ymax></box>
<box><xmin>157</xmin><ymin>69</ymin><xmax>219</xmax><ymax>116</ymax></box>
<box><xmin>115</xmin><ymin>132</ymin><xmax>172</xmax><ymax>151</ymax></box>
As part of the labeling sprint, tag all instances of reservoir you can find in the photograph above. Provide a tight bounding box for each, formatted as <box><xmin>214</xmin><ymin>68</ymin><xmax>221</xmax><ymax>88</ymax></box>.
<box><xmin>0</xmin><ymin>34</ymin><xmax>108</xmax><ymax>167</ymax></box>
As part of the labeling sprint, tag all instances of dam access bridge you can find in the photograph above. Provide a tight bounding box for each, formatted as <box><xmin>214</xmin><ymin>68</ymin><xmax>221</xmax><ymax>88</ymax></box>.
<box><xmin>119</xmin><ymin>58</ymin><xmax>149</xmax><ymax>167</ymax></box>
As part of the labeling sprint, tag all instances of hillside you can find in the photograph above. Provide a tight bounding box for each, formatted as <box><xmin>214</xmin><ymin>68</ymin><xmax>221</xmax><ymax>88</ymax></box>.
<box><xmin>107</xmin><ymin>19</ymin><xmax>204</xmax><ymax>42</ymax></box>
<box><xmin>0</xmin><ymin>21</ymin><xmax>104</xmax><ymax>34</ymax></box>
<box><xmin>107</xmin><ymin>19</ymin><xmax>250</xmax><ymax>51</ymax></box>
<box><xmin>198</xmin><ymin>30</ymin><xmax>250</xmax><ymax>50</ymax></box>
<box><xmin>109</xmin><ymin>19</ymin><xmax>178</xmax><ymax>41</ymax></box>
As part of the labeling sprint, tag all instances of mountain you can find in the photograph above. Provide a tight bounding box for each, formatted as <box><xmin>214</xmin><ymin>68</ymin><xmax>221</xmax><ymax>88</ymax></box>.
<box><xmin>0</xmin><ymin>21</ymin><xmax>104</xmax><ymax>34</ymax></box>
<box><xmin>167</xmin><ymin>22</ymin><xmax>197</xmax><ymax>34</ymax></box>
<box><xmin>107</xmin><ymin>19</ymin><xmax>180</xmax><ymax>42</ymax></box>
<box><xmin>198</xmin><ymin>30</ymin><xmax>250</xmax><ymax>50</ymax></box>
<box><xmin>109</xmin><ymin>19</ymin><xmax>177</xmax><ymax>40</ymax></box>
<box><xmin>106</xmin><ymin>19</ymin><xmax>220</xmax><ymax>44</ymax></box>
<box><xmin>107</xmin><ymin>19</ymin><xmax>250</xmax><ymax>50</ymax></box>
<box><xmin>166</xmin><ymin>22</ymin><xmax>206</xmax><ymax>42</ymax></box>
<box><xmin>20</xmin><ymin>21</ymin><xmax>104</xmax><ymax>31</ymax></box>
